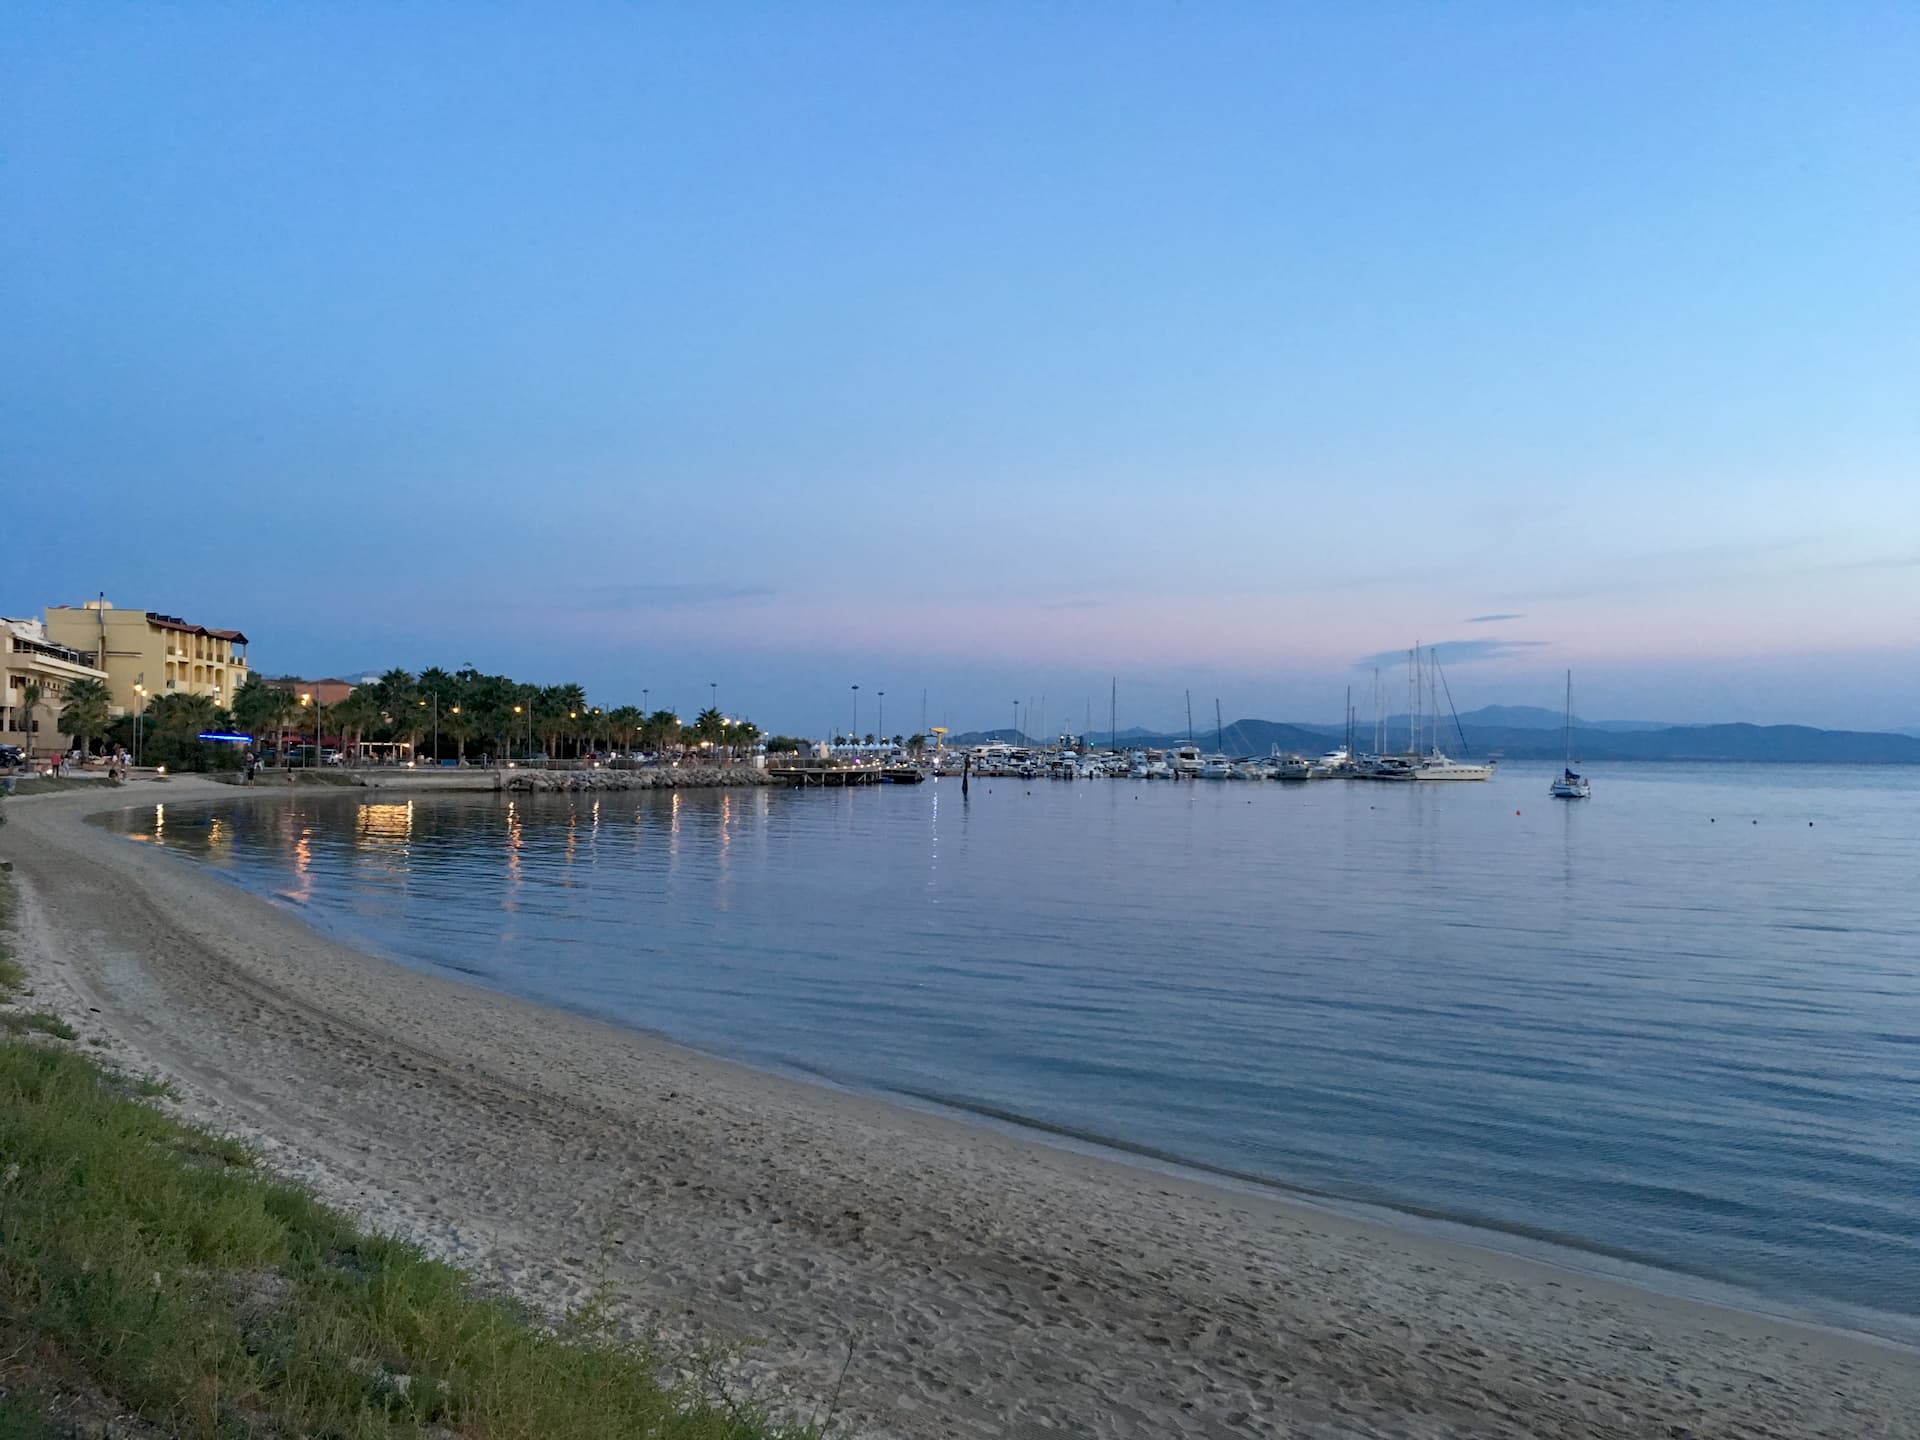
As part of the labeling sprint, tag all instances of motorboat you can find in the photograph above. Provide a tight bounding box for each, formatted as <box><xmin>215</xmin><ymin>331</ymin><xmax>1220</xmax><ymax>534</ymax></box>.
<box><xmin>1408</xmin><ymin>751</ymin><xmax>1495</xmax><ymax>781</ymax></box>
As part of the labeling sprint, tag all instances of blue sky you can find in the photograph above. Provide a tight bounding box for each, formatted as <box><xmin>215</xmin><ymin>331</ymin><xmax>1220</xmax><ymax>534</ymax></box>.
<box><xmin>6</xmin><ymin>4</ymin><xmax>1916</xmax><ymax>735</ymax></box>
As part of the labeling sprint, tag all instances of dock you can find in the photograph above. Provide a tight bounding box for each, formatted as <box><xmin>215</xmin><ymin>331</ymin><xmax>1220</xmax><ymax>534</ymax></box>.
<box><xmin>768</xmin><ymin>765</ymin><xmax>885</xmax><ymax>788</ymax></box>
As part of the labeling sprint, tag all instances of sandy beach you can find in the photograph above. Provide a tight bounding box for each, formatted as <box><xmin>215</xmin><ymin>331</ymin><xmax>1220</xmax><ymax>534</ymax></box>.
<box><xmin>2</xmin><ymin>776</ymin><xmax>1913</xmax><ymax>1439</ymax></box>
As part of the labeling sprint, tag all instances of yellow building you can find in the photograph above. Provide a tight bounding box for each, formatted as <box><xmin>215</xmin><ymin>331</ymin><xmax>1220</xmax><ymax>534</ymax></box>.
<box><xmin>43</xmin><ymin>600</ymin><xmax>250</xmax><ymax>715</ymax></box>
<box><xmin>2</xmin><ymin>617</ymin><xmax>113</xmax><ymax>756</ymax></box>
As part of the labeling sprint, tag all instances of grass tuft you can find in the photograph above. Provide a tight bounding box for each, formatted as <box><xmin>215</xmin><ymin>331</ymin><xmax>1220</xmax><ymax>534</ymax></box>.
<box><xmin>0</xmin><ymin>1013</ymin><xmax>76</xmax><ymax>1042</ymax></box>
<box><xmin>0</xmin><ymin>1037</ymin><xmax>817</xmax><ymax>1439</ymax></box>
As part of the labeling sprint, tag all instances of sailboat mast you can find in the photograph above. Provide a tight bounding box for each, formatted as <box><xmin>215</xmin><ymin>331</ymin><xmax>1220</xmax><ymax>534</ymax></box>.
<box><xmin>1186</xmin><ymin>691</ymin><xmax>1194</xmax><ymax>745</ymax></box>
<box><xmin>1109</xmin><ymin>677</ymin><xmax>1116</xmax><ymax>753</ymax></box>
<box><xmin>1215</xmin><ymin>697</ymin><xmax>1224</xmax><ymax>754</ymax></box>
<box><xmin>1408</xmin><ymin>648</ymin><xmax>1417</xmax><ymax>754</ymax></box>
<box><xmin>1564</xmin><ymin>670</ymin><xmax>1573</xmax><ymax>767</ymax></box>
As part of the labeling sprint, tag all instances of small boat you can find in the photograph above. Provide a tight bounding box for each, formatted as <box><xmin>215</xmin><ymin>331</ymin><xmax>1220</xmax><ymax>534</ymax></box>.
<box><xmin>1268</xmin><ymin>754</ymin><xmax>1311</xmax><ymax>781</ymax></box>
<box><xmin>1549</xmin><ymin>671</ymin><xmax>1591</xmax><ymax>799</ymax></box>
<box><xmin>882</xmin><ymin>766</ymin><xmax>925</xmax><ymax>784</ymax></box>
<box><xmin>1550</xmin><ymin>767</ymin><xmax>1590</xmax><ymax>799</ymax></box>
<box><xmin>1198</xmin><ymin>756</ymin><xmax>1234</xmax><ymax>780</ymax></box>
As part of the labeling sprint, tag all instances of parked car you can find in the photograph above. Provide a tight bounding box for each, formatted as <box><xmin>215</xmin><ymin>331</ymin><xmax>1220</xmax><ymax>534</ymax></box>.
<box><xmin>0</xmin><ymin>744</ymin><xmax>24</xmax><ymax>768</ymax></box>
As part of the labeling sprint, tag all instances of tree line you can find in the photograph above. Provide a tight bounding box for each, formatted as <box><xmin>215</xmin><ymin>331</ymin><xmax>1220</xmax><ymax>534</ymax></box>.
<box><xmin>51</xmin><ymin>668</ymin><xmax>764</xmax><ymax>772</ymax></box>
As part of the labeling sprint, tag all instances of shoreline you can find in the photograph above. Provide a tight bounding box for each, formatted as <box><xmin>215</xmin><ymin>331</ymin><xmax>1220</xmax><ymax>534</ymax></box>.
<box><xmin>4</xmin><ymin>777</ymin><xmax>1916</xmax><ymax>1438</ymax></box>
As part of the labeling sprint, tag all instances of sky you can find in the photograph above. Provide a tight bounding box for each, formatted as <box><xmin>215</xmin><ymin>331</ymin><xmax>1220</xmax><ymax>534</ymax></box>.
<box><xmin>5</xmin><ymin>3</ymin><xmax>1917</xmax><ymax>736</ymax></box>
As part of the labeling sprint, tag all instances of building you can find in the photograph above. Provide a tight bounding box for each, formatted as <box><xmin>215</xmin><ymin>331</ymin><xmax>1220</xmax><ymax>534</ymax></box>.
<box><xmin>265</xmin><ymin>676</ymin><xmax>357</xmax><ymax>707</ymax></box>
<box><xmin>43</xmin><ymin>600</ymin><xmax>250</xmax><ymax>716</ymax></box>
<box><xmin>2</xmin><ymin>617</ymin><xmax>113</xmax><ymax>756</ymax></box>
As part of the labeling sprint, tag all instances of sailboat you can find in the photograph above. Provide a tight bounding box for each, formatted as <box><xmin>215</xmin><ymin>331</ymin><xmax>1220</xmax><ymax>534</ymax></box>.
<box><xmin>1549</xmin><ymin>671</ymin><xmax>1591</xmax><ymax>799</ymax></box>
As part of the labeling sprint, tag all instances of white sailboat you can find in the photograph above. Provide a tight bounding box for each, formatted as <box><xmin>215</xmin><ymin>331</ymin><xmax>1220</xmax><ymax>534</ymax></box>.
<box><xmin>1549</xmin><ymin>670</ymin><xmax>1591</xmax><ymax>800</ymax></box>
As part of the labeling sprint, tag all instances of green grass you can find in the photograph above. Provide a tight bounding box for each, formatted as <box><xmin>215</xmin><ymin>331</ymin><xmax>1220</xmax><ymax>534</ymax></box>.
<box><xmin>0</xmin><ymin>777</ymin><xmax>100</xmax><ymax>796</ymax></box>
<box><xmin>0</xmin><ymin>871</ymin><xmax>817</xmax><ymax>1440</ymax></box>
<box><xmin>0</xmin><ymin>1040</ymin><xmax>816</xmax><ymax>1440</ymax></box>
<box><xmin>0</xmin><ymin>1014</ymin><xmax>75</xmax><ymax>1042</ymax></box>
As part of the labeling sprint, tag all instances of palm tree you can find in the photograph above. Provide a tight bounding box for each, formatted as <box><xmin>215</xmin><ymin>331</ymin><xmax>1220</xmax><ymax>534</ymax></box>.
<box><xmin>443</xmin><ymin>703</ymin><xmax>478</xmax><ymax>764</ymax></box>
<box><xmin>334</xmin><ymin>689</ymin><xmax>385</xmax><ymax>764</ymax></box>
<box><xmin>231</xmin><ymin>676</ymin><xmax>291</xmax><ymax>759</ymax></box>
<box><xmin>607</xmin><ymin>705</ymin><xmax>643</xmax><ymax>753</ymax></box>
<box><xmin>17</xmin><ymin>682</ymin><xmax>44</xmax><ymax>756</ymax></box>
<box><xmin>690</xmin><ymin>707</ymin><xmax>727</xmax><ymax>747</ymax></box>
<box><xmin>641</xmin><ymin>709</ymin><xmax>681</xmax><ymax>753</ymax></box>
<box><xmin>57</xmin><ymin>678</ymin><xmax>113</xmax><ymax>755</ymax></box>
<box><xmin>417</xmin><ymin>666</ymin><xmax>458</xmax><ymax>762</ymax></box>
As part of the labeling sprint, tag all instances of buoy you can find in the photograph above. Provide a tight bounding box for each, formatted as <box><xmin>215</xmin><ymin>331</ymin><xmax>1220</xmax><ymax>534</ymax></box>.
<box><xmin>1515</xmin><ymin>809</ymin><xmax>1521</xmax><ymax>815</ymax></box>
<box><xmin>1752</xmin><ymin>819</ymin><xmax>1757</xmax><ymax>825</ymax></box>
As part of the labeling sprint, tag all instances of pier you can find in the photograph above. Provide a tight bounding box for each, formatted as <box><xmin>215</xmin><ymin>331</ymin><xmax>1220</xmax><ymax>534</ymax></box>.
<box><xmin>768</xmin><ymin>765</ymin><xmax>886</xmax><ymax>788</ymax></box>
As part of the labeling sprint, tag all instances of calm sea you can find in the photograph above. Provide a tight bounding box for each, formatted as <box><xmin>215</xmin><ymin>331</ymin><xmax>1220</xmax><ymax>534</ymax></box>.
<box><xmin>107</xmin><ymin>763</ymin><xmax>1920</xmax><ymax>1340</ymax></box>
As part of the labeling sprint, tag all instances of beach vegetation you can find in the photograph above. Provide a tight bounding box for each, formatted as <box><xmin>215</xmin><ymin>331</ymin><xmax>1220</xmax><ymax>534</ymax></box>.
<box><xmin>0</xmin><ymin>1036</ymin><xmax>819</xmax><ymax>1440</ymax></box>
<box><xmin>0</xmin><ymin>1012</ymin><xmax>77</xmax><ymax>1041</ymax></box>
<box><xmin>54</xmin><ymin>679</ymin><xmax>114</xmax><ymax>754</ymax></box>
<box><xmin>16</xmin><ymin>684</ymin><xmax>44</xmax><ymax>753</ymax></box>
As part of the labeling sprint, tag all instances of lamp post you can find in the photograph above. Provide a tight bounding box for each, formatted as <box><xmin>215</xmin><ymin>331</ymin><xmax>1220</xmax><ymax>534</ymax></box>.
<box><xmin>299</xmin><ymin>693</ymin><xmax>314</xmax><ymax>766</ymax></box>
<box><xmin>878</xmin><ymin>690</ymin><xmax>885</xmax><ymax>744</ymax></box>
<box><xmin>449</xmin><ymin>704</ymin><xmax>460</xmax><ymax>764</ymax></box>
<box><xmin>710</xmin><ymin>681</ymin><xmax>717</xmax><ymax>716</ymax></box>
<box><xmin>850</xmin><ymin>684</ymin><xmax>859</xmax><ymax>748</ymax></box>
<box><xmin>132</xmin><ymin>683</ymin><xmax>147</xmax><ymax>766</ymax></box>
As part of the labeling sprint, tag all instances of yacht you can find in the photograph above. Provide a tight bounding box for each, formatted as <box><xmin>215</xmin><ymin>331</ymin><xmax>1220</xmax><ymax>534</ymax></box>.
<box><xmin>1172</xmin><ymin>744</ymin><xmax>1204</xmax><ymax>776</ymax></box>
<box><xmin>1310</xmin><ymin>746</ymin><xmax>1352</xmax><ymax>777</ymax></box>
<box><xmin>1268</xmin><ymin>754</ymin><xmax>1312</xmax><ymax>780</ymax></box>
<box><xmin>1198</xmin><ymin>756</ymin><xmax>1235</xmax><ymax>780</ymax></box>
<box><xmin>1409</xmin><ymin>751</ymin><xmax>1495</xmax><ymax>782</ymax></box>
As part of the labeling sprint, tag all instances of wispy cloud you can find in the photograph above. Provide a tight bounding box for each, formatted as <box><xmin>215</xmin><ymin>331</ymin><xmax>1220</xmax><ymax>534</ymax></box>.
<box><xmin>1464</xmin><ymin>613</ymin><xmax>1524</xmax><ymax>624</ymax></box>
<box><xmin>579</xmin><ymin>582</ymin><xmax>777</xmax><ymax>611</ymax></box>
<box><xmin>1353</xmin><ymin>638</ymin><xmax>1550</xmax><ymax>669</ymax></box>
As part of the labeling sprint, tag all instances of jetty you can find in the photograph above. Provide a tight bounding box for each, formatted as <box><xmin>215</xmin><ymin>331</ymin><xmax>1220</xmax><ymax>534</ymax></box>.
<box><xmin>768</xmin><ymin>764</ymin><xmax>885</xmax><ymax>788</ymax></box>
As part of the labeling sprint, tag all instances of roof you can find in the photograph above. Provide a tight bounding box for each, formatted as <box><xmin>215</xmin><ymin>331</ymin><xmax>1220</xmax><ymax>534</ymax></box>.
<box><xmin>144</xmin><ymin>613</ymin><xmax>249</xmax><ymax>644</ymax></box>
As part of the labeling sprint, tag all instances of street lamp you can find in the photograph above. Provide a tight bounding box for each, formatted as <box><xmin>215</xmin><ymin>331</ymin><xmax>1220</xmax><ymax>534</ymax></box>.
<box><xmin>299</xmin><ymin>693</ymin><xmax>315</xmax><ymax>766</ymax></box>
<box><xmin>851</xmin><ymin>684</ymin><xmax>859</xmax><ymax>748</ymax></box>
<box><xmin>878</xmin><ymin>690</ymin><xmax>885</xmax><ymax>744</ymax></box>
<box><xmin>513</xmin><ymin>703</ymin><xmax>532</xmax><ymax>762</ymax></box>
<box><xmin>132</xmin><ymin>683</ymin><xmax>147</xmax><ymax>767</ymax></box>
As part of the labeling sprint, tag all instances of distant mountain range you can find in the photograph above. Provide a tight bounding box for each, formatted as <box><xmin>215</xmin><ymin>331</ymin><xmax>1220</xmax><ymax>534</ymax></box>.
<box><xmin>949</xmin><ymin>709</ymin><xmax>1920</xmax><ymax>763</ymax></box>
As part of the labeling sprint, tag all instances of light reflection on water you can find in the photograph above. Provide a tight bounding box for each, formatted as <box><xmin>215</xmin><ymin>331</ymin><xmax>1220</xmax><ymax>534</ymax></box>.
<box><xmin>107</xmin><ymin>764</ymin><xmax>1920</xmax><ymax>1339</ymax></box>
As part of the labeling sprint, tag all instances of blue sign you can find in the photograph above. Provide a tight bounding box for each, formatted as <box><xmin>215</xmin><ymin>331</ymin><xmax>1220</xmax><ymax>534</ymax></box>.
<box><xmin>196</xmin><ymin>732</ymin><xmax>254</xmax><ymax>744</ymax></box>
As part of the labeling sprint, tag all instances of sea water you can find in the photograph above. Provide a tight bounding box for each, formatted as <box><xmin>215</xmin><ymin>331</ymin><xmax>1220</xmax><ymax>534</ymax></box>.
<box><xmin>108</xmin><ymin>762</ymin><xmax>1920</xmax><ymax>1340</ymax></box>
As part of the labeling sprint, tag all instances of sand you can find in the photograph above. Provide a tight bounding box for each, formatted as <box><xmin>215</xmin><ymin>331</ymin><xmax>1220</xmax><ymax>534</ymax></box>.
<box><xmin>2</xmin><ymin>776</ymin><xmax>1913</xmax><ymax>1439</ymax></box>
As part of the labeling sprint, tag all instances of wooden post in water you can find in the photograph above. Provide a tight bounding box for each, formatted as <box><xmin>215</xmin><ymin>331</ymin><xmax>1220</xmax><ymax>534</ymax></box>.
<box><xmin>962</xmin><ymin>752</ymin><xmax>970</xmax><ymax>797</ymax></box>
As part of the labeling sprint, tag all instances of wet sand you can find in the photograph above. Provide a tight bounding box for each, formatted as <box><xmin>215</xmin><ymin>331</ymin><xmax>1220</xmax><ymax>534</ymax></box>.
<box><xmin>3</xmin><ymin>777</ymin><xmax>1914</xmax><ymax>1438</ymax></box>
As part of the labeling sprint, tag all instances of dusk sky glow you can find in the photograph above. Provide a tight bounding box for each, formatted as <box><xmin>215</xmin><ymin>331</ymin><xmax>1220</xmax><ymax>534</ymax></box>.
<box><xmin>7</xmin><ymin>4</ymin><xmax>1916</xmax><ymax>735</ymax></box>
